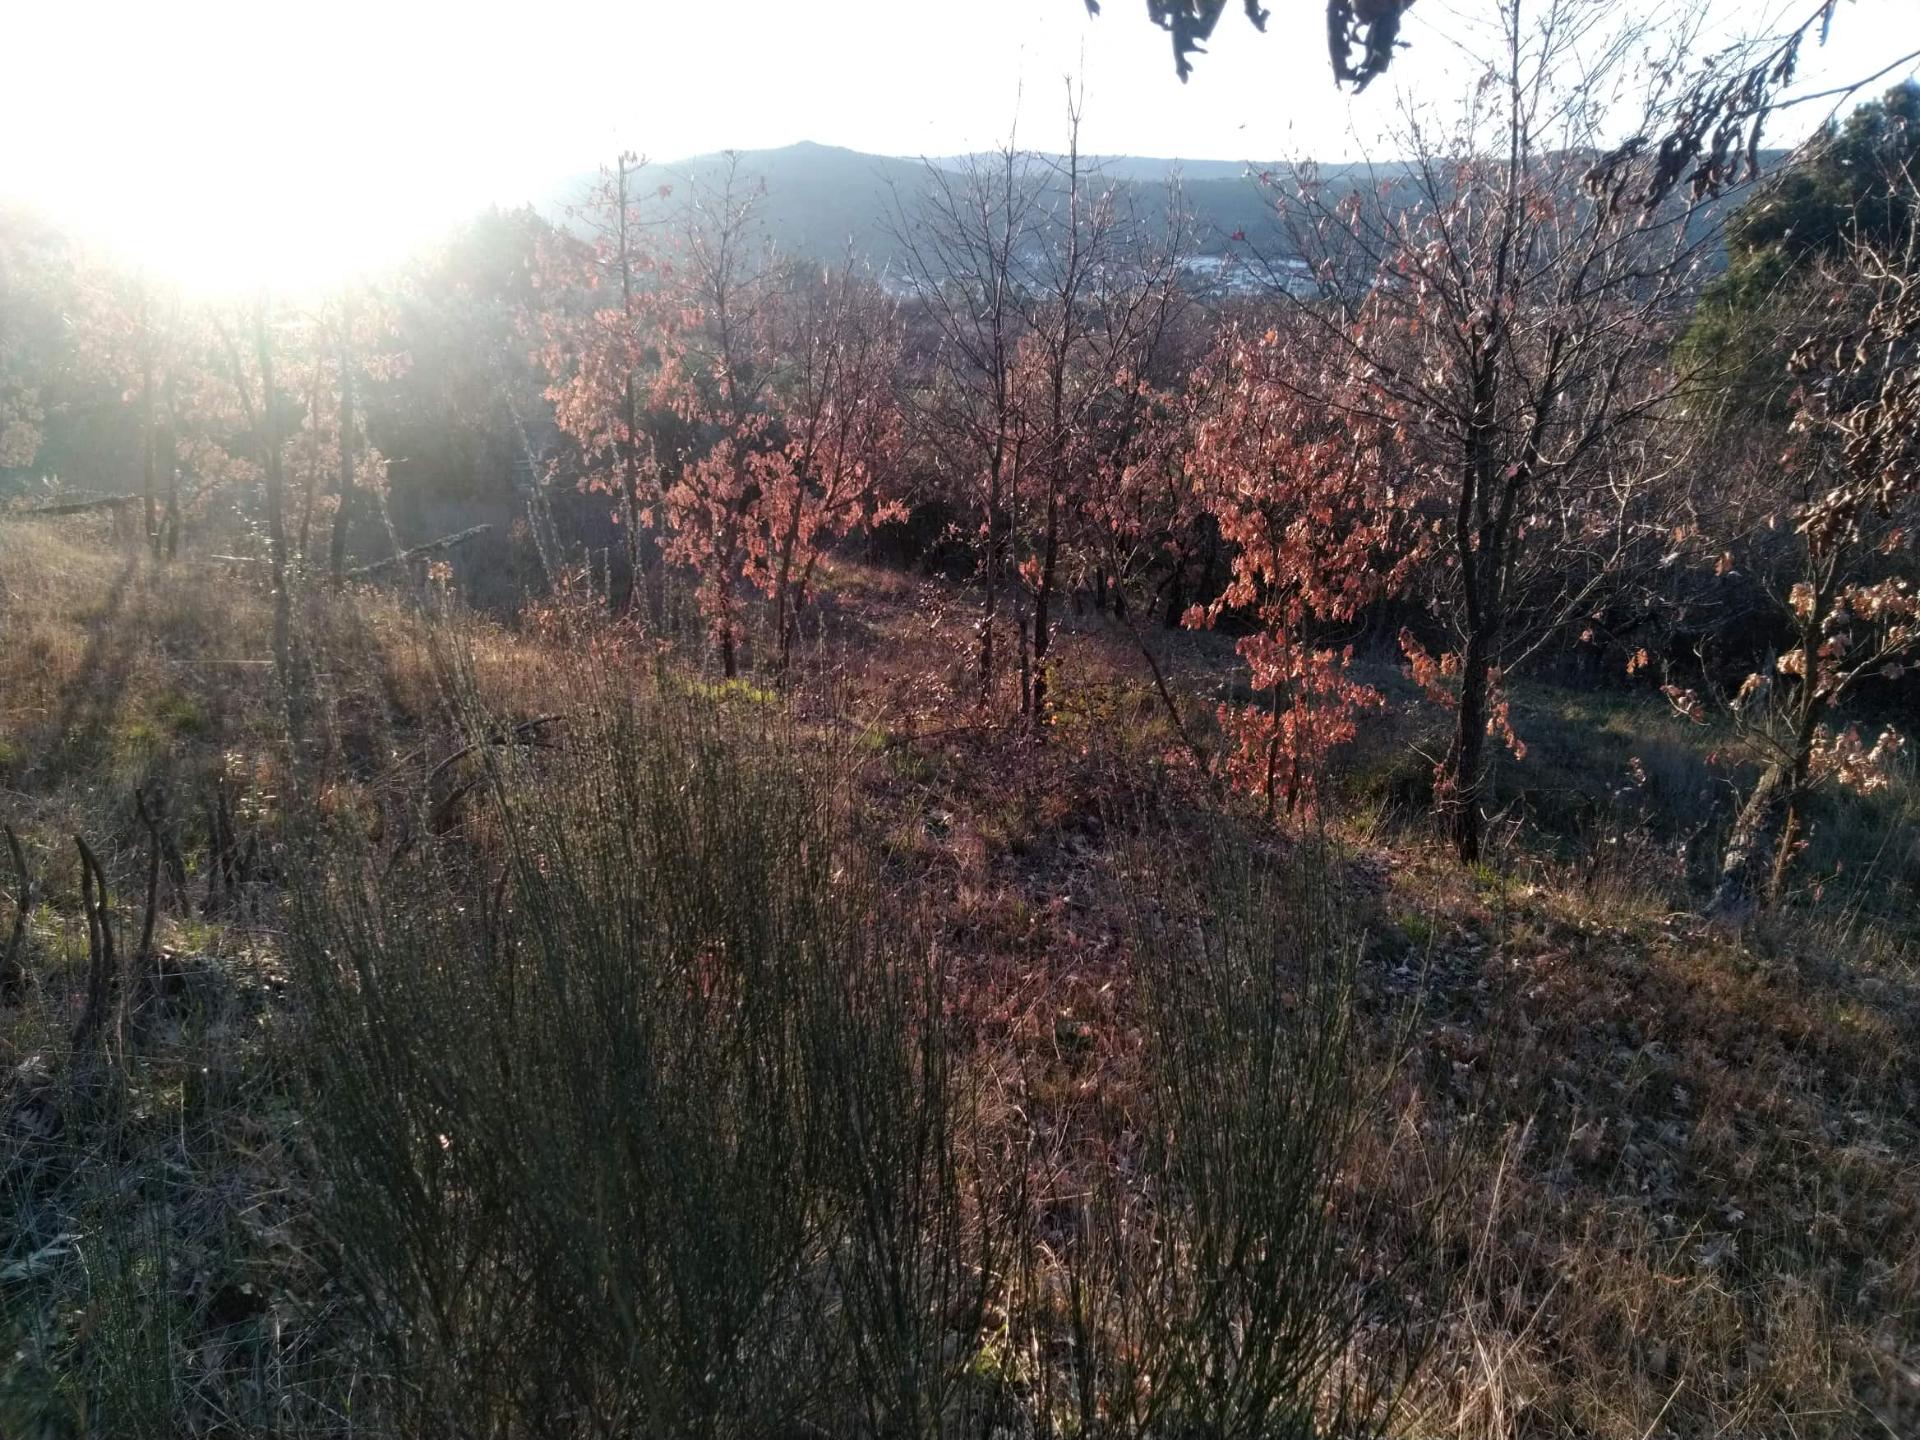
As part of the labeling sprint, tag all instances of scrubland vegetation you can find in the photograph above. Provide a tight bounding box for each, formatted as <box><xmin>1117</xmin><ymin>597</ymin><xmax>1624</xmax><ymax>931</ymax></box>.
<box><xmin>4</xmin><ymin>3</ymin><xmax>1920</xmax><ymax>1436</ymax></box>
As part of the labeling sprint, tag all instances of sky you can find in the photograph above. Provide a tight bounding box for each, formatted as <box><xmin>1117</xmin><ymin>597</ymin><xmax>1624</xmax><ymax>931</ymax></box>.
<box><xmin>4</xmin><ymin>0</ymin><xmax>1917</xmax><ymax>293</ymax></box>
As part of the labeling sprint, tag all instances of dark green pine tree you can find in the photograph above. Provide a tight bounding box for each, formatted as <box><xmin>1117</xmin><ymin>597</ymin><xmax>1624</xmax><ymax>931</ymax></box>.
<box><xmin>1682</xmin><ymin>82</ymin><xmax>1920</xmax><ymax>416</ymax></box>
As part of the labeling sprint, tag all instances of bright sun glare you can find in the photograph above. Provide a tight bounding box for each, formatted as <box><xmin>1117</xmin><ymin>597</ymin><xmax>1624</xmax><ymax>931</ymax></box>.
<box><xmin>5</xmin><ymin>0</ymin><xmax>1914</xmax><ymax>296</ymax></box>
<box><xmin>6</xmin><ymin>3</ymin><xmax>570</xmax><ymax>294</ymax></box>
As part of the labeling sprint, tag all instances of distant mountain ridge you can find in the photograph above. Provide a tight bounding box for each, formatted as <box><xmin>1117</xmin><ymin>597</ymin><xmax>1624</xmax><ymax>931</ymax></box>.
<box><xmin>546</xmin><ymin>140</ymin><xmax>1317</xmax><ymax>265</ymax></box>
<box><xmin>544</xmin><ymin>138</ymin><xmax>1782</xmax><ymax>270</ymax></box>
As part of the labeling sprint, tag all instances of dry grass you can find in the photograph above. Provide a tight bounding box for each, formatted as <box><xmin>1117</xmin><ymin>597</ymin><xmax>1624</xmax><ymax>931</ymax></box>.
<box><xmin>1</xmin><ymin>526</ymin><xmax>1915</xmax><ymax>1437</ymax></box>
<box><xmin>1370</xmin><ymin>852</ymin><xmax>1919</xmax><ymax>1438</ymax></box>
<box><xmin>0</xmin><ymin>519</ymin><xmax>567</xmax><ymax>1437</ymax></box>
<box><xmin>818</xmin><ymin>562</ymin><xmax>1919</xmax><ymax>1438</ymax></box>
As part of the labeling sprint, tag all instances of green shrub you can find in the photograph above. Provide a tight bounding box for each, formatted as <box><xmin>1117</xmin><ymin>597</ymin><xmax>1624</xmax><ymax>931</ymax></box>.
<box><xmin>290</xmin><ymin>671</ymin><xmax>997</xmax><ymax>1438</ymax></box>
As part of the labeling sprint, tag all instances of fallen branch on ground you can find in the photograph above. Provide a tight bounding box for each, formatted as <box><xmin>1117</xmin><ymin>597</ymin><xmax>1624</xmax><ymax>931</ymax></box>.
<box><xmin>346</xmin><ymin>525</ymin><xmax>492</xmax><ymax>578</ymax></box>
<box><xmin>6</xmin><ymin>494</ymin><xmax>141</xmax><ymax>517</ymax></box>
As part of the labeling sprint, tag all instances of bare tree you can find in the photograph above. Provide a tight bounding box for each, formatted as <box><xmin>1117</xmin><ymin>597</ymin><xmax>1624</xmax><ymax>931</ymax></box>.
<box><xmin>760</xmin><ymin>258</ymin><xmax>905</xmax><ymax>669</ymax></box>
<box><xmin>535</xmin><ymin>151</ymin><xmax>670</xmax><ymax>615</ymax></box>
<box><xmin>890</xmin><ymin>139</ymin><xmax>1044</xmax><ymax>707</ymax></box>
<box><xmin>1018</xmin><ymin>90</ymin><xmax>1191</xmax><ymax>724</ymax></box>
<box><xmin>660</xmin><ymin>155</ymin><xmax>783</xmax><ymax>677</ymax></box>
<box><xmin>892</xmin><ymin>99</ymin><xmax>1188</xmax><ymax>721</ymax></box>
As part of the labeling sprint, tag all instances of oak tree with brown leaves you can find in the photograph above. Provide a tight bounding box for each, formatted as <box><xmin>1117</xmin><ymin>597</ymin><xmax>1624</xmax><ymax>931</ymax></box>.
<box><xmin>1246</xmin><ymin>0</ymin><xmax>1719</xmax><ymax>860</ymax></box>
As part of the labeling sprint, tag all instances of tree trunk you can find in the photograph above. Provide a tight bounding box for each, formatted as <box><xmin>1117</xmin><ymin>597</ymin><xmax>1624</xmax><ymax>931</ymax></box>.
<box><xmin>296</xmin><ymin>380</ymin><xmax>323</xmax><ymax>564</ymax></box>
<box><xmin>616</xmin><ymin>372</ymin><xmax>643</xmax><ymax>617</ymax></box>
<box><xmin>1442</xmin><ymin>632</ymin><xmax>1494</xmax><ymax>864</ymax></box>
<box><xmin>773</xmin><ymin>497</ymin><xmax>803</xmax><ymax>672</ymax></box>
<box><xmin>1029</xmin><ymin>487</ymin><xmax>1059</xmax><ymax>726</ymax></box>
<box><xmin>1441</xmin><ymin>342</ymin><xmax>1511</xmax><ymax>867</ymax></box>
<box><xmin>1763</xmin><ymin>609</ymin><xmax>1830</xmax><ymax>905</ymax></box>
<box><xmin>1770</xmin><ymin>779</ymin><xmax>1810</xmax><ymax>903</ymax></box>
<box><xmin>163</xmin><ymin>465</ymin><xmax>180</xmax><ymax>558</ymax></box>
<box><xmin>257</xmin><ymin>305</ymin><xmax>288</xmax><ymax>595</ymax></box>
<box><xmin>255</xmin><ymin>299</ymin><xmax>305</xmax><ymax>754</ymax></box>
<box><xmin>161</xmin><ymin>375</ymin><xmax>181</xmax><ymax>560</ymax></box>
<box><xmin>1163</xmin><ymin>554</ymin><xmax>1186</xmax><ymax>630</ymax></box>
<box><xmin>774</xmin><ymin>570</ymin><xmax>793</xmax><ymax>672</ymax></box>
<box><xmin>979</xmin><ymin>454</ymin><xmax>1002</xmax><ymax>707</ymax></box>
<box><xmin>1709</xmin><ymin>762</ymin><xmax>1788</xmax><ymax>922</ymax></box>
<box><xmin>329</xmin><ymin>313</ymin><xmax>356</xmax><ymax>585</ymax></box>
<box><xmin>615</xmin><ymin>154</ymin><xmax>644</xmax><ymax>619</ymax></box>
<box><xmin>1014</xmin><ymin>582</ymin><xmax>1032</xmax><ymax>717</ymax></box>
<box><xmin>140</xmin><ymin>315</ymin><xmax>158</xmax><ymax>552</ymax></box>
<box><xmin>1264</xmin><ymin>687</ymin><xmax>1283</xmax><ymax>821</ymax></box>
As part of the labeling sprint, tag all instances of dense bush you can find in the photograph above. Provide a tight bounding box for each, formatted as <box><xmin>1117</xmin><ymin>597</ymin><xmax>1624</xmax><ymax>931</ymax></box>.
<box><xmin>285</xmin><ymin>661</ymin><xmax>1414</xmax><ymax>1438</ymax></box>
<box><xmin>292</xmin><ymin>676</ymin><xmax>996</xmax><ymax>1437</ymax></box>
<box><xmin>1031</xmin><ymin>835</ymin><xmax>1430</xmax><ymax>1440</ymax></box>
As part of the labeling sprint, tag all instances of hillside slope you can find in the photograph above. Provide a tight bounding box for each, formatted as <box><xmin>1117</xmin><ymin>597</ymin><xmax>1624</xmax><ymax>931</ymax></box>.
<box><xmin>0</xmin><ymin>521</ymin><xmax>1914</xmax><ymax>1436</ymax></box>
